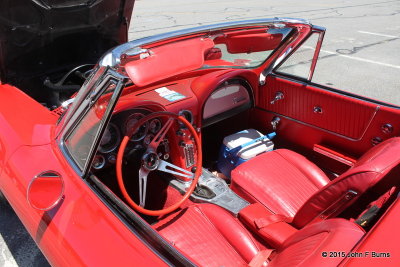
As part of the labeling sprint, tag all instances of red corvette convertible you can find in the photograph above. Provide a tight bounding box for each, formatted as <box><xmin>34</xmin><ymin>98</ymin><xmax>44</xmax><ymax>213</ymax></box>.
<box><xmin>0</xmin><ymin>1</ymin><xmax>399</xmax><ymax>266</ymax></box>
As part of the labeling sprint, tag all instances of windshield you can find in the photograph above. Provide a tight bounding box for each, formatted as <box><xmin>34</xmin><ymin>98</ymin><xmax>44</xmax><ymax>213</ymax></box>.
<box><xmin>203</xmin><ymin>27</ymin><xmax>293</xmax><ymax>69</ymax></box>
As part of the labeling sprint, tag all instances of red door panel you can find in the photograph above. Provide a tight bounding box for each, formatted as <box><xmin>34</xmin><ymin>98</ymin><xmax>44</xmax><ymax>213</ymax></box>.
<box><xmin>259</xmin><ymin>76</ymin><xmax>378</xmax><ymax>140</ymax></box>
<box><xmin>254</xmin><ymin>75</ymin><xmax>400</xmax><ymax>171</ymax></box>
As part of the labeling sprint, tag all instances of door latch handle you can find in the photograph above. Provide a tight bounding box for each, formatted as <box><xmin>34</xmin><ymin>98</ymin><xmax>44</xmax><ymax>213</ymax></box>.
<box><xmin>271</xmin><ymin>116</ymin><xmax>281</xmax><ymax>131</ymax></box>
<box><xmin>270</xmin><ymin>91</ymin><xmax>284</xmax><ymax>104</ymax></box>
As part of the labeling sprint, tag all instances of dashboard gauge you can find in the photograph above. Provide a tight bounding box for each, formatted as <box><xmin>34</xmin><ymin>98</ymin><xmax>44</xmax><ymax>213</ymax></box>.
<box><xmin>92</xmin><ymin>154</ymin><xmax>106</xmax><ymax>170</ymax></box>
<box><xmin>144</xmin><ymin>134</ymin><xmax>154</xmax><ymax>146</ymax></box>
<box><xmin>125</xmin><ymin>113</ymin><xmax>148</xmax><ymax>141</ymax></box>
<box><xmin>149</xmin><ymin>119</ymin><xmax>162</xmax><ymax>133</ymax></box>
<box><xmin>99</xmin><ymin>123</ymin><xmax>120</xmax><ymax>153</ymax></box>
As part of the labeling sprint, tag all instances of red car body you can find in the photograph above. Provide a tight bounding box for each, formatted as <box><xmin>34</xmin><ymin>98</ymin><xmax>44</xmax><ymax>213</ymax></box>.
<box><xmin>0</xmin><ymin>1</ymin><xmax>400</xmax><ymax>266</ymax></box>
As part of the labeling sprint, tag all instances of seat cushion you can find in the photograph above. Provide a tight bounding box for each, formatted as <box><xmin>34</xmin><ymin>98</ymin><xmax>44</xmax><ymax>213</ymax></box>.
<box><xmin>231</xmin><ymin>149</ymin><xmax>330</xmax><ymax>217</ymax></box>
<box><xmin>270</xmin><ymin>219</ymin><xmax>365</xmax><ymax>267</ymax></box>
<box><xmin>153</xmin><ymin>204</ymin><xmax>264</xmax><ymax>266</ymax></box>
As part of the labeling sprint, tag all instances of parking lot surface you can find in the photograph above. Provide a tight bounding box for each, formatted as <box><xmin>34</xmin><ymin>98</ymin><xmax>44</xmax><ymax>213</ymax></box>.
<box><xmin>1</xmin><ymin>0</ymin><xmax>399</xmax><ymax>266</ymax></box>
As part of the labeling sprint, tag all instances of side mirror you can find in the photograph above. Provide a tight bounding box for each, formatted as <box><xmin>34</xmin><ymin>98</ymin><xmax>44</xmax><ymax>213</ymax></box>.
<box><xmin>27</xmin><ymin>171</ymin><xmax>64</xmax><ymax>211</ymax></box>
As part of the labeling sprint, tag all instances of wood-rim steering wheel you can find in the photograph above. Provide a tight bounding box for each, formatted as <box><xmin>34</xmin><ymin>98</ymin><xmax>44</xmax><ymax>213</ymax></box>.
<box><xmin>116</xmin><ymin>111</ymin><xmax>202</xmax><ymax>216</ymax></box>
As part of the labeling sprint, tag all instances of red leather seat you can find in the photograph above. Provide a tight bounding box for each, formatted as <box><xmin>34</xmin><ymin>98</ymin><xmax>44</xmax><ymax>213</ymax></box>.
<box><xmin>154</xmin><ymin>204</ymin><xmax>265</xmax><ymax>266</ymax></box>
<box><xmin>154</xmin><ymin>204</ymin><xmax>364</xmax><ymax>266</ymax></box>
<box><xmin>231</xmin><ymin>137</ymin><xmax>400</xmax><ymax>228</ymax></box>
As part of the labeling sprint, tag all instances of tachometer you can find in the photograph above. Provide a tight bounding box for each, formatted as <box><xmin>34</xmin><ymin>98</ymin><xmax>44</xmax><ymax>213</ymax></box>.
<box><xmin>125</xmin><ymin>113</ymin><xmax>148</xmax><ymax>141</ymax></box>
<box><xmin>99</xmin><ymin>123</ymin><xmax>120</xmax><ymax>153</ymax></box>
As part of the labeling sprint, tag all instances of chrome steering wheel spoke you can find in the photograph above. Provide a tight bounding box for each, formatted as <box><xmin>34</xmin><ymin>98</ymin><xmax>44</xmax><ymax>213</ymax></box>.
<box><xmin>157</xmin><ymin>160</ymin><xmax>194</xmax><ymax>180</ymax></box>
<box><xmin>138</xmin><ymin>167</ymin><xmax>150</xmax><ymax>207</ymax></box>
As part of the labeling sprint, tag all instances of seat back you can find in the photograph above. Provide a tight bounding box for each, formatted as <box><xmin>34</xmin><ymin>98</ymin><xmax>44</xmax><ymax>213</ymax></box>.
<box><xmin>292</xmin><ymin>137</ymin><xmax>400</xmax><ymax>228</ymax></box>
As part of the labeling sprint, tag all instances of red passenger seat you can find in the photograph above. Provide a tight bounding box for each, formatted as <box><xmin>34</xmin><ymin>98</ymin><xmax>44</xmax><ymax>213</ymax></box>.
<box><xmin>154</xmin><ymin>204</ymin><xmax>364</xmax><ymax>267</ymax></box>
<box><xmin>231</xmin><ymin>137</ymin><xmax>400</xmax><ymax>228</ymax></box>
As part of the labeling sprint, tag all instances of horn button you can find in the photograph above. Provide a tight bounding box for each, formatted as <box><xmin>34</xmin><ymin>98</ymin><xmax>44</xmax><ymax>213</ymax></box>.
<box><xmin>142</xmin><ymin>152</ymin><xmax>160</xmax><ymax>171</ymax></box>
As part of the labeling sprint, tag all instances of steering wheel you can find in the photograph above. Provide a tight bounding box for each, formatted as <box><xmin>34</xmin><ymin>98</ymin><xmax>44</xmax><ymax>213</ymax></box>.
<box><xmin>116</xmin><ymin>111</ymin><xmax>202</xmax><ymax>216</ymax></box>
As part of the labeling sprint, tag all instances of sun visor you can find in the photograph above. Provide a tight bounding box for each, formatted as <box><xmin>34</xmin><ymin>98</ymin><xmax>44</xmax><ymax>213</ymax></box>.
<box><xmin>125</xmin><ymin>38</ymin><xmax>214</xmax><ymax>87</ymax></box>
<box><xmin>215</xmin><ymin>33</ymin><xmax>283</xmax><ymax>54</ymax></box>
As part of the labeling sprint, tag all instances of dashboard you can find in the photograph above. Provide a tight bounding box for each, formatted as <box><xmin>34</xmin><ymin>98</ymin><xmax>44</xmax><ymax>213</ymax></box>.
<box><xmin>92</xmin><ymin>69</ymin><xmax>256</xmax><ymax>172</ymax></box>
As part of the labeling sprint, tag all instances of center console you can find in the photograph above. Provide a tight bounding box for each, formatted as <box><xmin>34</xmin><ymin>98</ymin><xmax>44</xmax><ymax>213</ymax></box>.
<box><xmin>170</xmin><ymin>168</ymin><xmax>249</xmax><ymax>214</ymax></box>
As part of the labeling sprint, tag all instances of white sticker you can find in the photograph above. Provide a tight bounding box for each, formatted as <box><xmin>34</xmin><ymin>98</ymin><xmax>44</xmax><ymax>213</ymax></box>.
<box><xmin>155</xmin><ymin>87</ymin><xmax>186</xmax><ymax>102</ymax></box>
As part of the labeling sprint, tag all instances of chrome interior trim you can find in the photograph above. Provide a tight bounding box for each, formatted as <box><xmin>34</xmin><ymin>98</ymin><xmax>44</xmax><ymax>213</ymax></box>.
<box><xmin>259</xmin><ymin>105</ymin><xmax>380</xmax><ymax>142</ymax></box>
<box><xmin>271</xmin><ymin>73</ymin><xmax>400</xmax><ymax>109</ymax></box>
<box><xmin>170</xmin><ymin>168</ymin><xmax>249</xmax><ymax>215</ymax></box>
<box><xmin>313</xmin><ymin>146</ymin><xmax>355</xmax><ymax>166</ymax></box>
<box><xmin>158</xmin><ymin>160</ymin><xmax>194</xmax><ymax>180</ymax></box>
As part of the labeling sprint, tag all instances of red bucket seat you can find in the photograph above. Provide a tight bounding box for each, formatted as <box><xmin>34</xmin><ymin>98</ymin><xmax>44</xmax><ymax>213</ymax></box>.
<box><xmin>231</xmin><ymin>137</ymin><xmax>400</xmax><ymax>228</ymax></box>
<box><xmin>154</xmin><ymin>204</ymin><xmax>364</xmax><ymax>267</ymax></box>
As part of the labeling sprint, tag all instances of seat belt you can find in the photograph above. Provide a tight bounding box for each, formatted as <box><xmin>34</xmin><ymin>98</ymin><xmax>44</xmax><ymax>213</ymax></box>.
<box><xmin>355</xmin><ymin>186</ymin><xmax>396</xmax><ymax>228</ymax></box>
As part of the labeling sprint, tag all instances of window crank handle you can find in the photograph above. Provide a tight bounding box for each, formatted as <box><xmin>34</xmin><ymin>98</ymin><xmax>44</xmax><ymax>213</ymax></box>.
<box><xmin>270</xmin><ymin>91</ymin><xmax>284</xmax><ymax>104</ymax></box>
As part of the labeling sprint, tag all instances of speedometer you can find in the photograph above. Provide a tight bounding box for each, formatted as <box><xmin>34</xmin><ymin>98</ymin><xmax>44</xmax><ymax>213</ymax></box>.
<box><xmin>125</xmin><ymin>113</ymin><xmax>148</xmax><ymax>141</ymax></box>
<box><xmin>99</xmin><ymin>123</ymin><xmax>120</xmax><ymax>153</ymax></box>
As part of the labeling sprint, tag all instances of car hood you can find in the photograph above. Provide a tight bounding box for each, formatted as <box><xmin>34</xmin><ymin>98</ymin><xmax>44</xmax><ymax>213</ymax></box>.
<box><xmin>0</xmin><ymin>0</ymin><xmax>135</xmax><ymax>84</ymax></box>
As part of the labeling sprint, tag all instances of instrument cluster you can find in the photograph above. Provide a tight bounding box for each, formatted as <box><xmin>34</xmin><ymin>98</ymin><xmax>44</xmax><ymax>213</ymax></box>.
<box><xmin>93</xmin><ymin>109</ymin><xmax>166</xmax><ymax>170</ymax></box>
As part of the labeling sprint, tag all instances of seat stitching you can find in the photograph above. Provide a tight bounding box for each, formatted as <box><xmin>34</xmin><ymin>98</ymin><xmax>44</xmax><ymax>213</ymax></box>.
<box><xmin>275</xmin><ymin>150</ymin><xmax>320</xmax><ymax>191</ymax></box>
<box><xmin>195</xmin><ymin>205</ymin><xmax>248</xmax><ymax>260</ymax></box>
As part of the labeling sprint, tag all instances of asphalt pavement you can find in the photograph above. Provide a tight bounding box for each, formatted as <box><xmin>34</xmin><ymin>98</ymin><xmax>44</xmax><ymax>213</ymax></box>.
<box><xmin>1</xmin><ymin>0</ymin><xmax>399</xmax><ymax>266</ymax></box>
